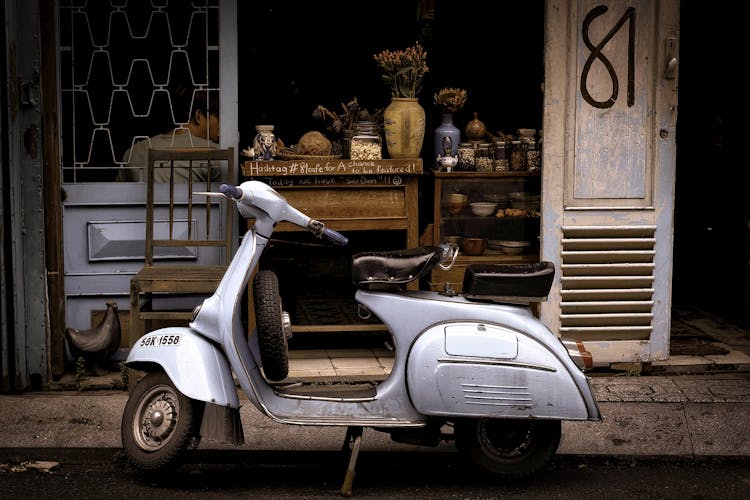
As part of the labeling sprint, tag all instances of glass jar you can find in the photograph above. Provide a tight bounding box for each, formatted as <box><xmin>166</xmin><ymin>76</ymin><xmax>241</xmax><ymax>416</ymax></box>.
<box><xmin>350</xmin><ymin>121</ymin><xmax>382</xmax><ymax>160</ymax></box>
<box><xmin>525</xmin><ymin>138</ymin><xmax>542</xmax><ymax>172</ymax></box>
<box><xmin>509</xmin><ymin>140</ymin><xmax>526</xmax><ymax>171</ymax></box>
<box><xmin>341</xmin><ymin>129</ymin><xmax>355</xmax><ymax>159</ymax></box>
<box><xmin>493</xmin><ymin>141</ymin><xmax>509</xmax><ymax>171</ymax></box>
<box><xmin>475</xmin><ymin>143</ymin><xmax>493</xmax><ymax>172</ymax></box>
<box><xmin>253</xmin><ymin>124</ymin><xmax>276</xmax><ymax>160</ymax></box>
<box><xmin>457</xmin><ymin>142</ymin><xmax>475</xmax><ymax>171</ymax></box>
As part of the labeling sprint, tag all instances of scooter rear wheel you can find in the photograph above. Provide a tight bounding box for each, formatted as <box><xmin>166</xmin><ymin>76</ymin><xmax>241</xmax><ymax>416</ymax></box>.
<box><xmin>454</xmin><ymin>418</ymin><xmax>561</xmax><ymax>480</ymax></box>
<box><xmin>253</xmin><ymin>269</ymin><xmax>289</xmax><ymax>381</ymax></box>
<box><xmin>121</xmin><ymin>371</ymin><xmax>203</xmax><ymax>471</ymax></box>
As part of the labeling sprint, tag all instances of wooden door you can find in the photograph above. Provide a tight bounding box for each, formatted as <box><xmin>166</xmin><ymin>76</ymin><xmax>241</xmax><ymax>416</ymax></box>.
<box><xmin>540</xmin><ymin>0</ymin><xmax>679</xmax><ymax>366</ymax></box>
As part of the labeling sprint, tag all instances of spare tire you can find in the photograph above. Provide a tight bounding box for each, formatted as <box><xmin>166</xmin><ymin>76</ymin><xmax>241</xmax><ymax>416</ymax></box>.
<box><xmin>252</xmin><ymin>270</ymin><xmax>289</xmax><ymax>381</ymax></box>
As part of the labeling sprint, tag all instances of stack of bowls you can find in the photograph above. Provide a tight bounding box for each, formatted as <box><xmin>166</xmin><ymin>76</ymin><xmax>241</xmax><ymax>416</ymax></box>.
<box><xmin>508</xmin><ymin>192</ymin><xmax>541</xmax><ymax>210</ymax></box>
<box><xmin>483</xmin><ymin>192</ymin><xmax>509</xmax><ymax>209</ymax></box>
<box><xmin>448</xmin><ymin>193</ymin><xmax>468</xmax><ymax>215</ymax></box>
<box><xmin>487</xmin><ymin>240</ymin><xmax>530</xmax><ymax>255</ymax></box>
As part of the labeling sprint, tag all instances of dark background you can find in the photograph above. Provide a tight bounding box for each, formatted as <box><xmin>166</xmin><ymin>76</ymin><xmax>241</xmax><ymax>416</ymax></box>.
<box><xmin>673</xmin><ymin>4</ymin><xmax>746</xmax><ymax>322</ymax></box>
<box><xmin>236</xmin><ymin>1</ymin><xmax>544</xmax><ymax>154</ymax></box>
<box><xmin>236</xmin><ymin>1</ymin><xmax>747</xmax><ymax>324</ymax></box>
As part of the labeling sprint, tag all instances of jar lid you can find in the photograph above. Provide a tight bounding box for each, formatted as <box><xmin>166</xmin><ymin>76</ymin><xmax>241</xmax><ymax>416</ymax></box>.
<box><xmin>355</xmin><ymin>121</ymin><xmax>377</xmax><ymax>132</ymax></box>
<box><xmin>255</xmin><ymin>124</ymin><xmax>274</xmax><ymax>131</ymax></box>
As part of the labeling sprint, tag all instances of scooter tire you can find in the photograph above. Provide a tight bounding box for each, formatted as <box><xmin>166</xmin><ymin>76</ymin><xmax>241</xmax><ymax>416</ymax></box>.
<box><xmin>121</xmin><ymin>371</ymin><xmax>203</xmax><ymax>471</ymax></box>
<box><xmin>454</xmin><ymin>418</ymin><xmax>561</xmax><ymax>480</ymax></box>
<box><xmin>253</xmin><ymin>269</ymin><xmax>289</xmax><ymax>381</ymax></box>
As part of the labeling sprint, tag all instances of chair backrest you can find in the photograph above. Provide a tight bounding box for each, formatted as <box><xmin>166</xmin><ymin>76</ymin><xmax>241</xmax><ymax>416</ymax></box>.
<box><xmin>144</xmin><ymin>147</ymin><xmax>235</xmax><ymax>266</ymax></box>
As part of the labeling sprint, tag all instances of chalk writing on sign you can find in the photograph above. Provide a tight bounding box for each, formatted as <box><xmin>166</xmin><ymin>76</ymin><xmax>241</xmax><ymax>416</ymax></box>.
<box><xmin>243</xmin><ymin>159</ymin><xmax>422</xmax><ymax>177</ymax></box>
<box><xmin>259</xmin><ymin>175</ymin><xmax>404</xmax><ymax>188</ymax></box>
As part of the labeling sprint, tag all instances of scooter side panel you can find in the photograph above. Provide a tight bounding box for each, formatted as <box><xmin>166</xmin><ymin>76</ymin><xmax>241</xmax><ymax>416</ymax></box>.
<box><xmin>127</xmin><ymin>326</ymin><xmax>240</xmax><ymax>408</ymax></box>
<box><xmin>407</xmin><ymin>322</ymin><xmax>589</xmax><ymax>420</ymax></box>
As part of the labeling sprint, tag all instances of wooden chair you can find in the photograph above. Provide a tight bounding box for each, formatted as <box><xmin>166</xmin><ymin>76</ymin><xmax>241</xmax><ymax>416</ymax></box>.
<box><xmin>129</xmin><ymin>147</ymin><xmax>235</xmax><ymax>381</ymax></box>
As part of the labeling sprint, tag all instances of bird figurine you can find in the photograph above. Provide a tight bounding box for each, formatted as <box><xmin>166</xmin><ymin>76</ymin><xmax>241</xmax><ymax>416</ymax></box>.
<box><xmin>65</xmin><ymin>300</ymin><xmax>122</xmax><ymax>375</ymax></box>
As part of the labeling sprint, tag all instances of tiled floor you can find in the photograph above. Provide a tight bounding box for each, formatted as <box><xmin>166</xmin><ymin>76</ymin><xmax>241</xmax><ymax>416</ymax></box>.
<box><xmin>286</xmin><ymin>348</ymin><xmax>394</xmax><ymax>383</ymax></box>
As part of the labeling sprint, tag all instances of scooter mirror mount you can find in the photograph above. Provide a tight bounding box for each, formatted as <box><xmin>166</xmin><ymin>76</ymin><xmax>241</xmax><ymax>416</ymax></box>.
<box><xmin>438</xmin><ymin>242</ymin><xmax>459</xmax><ymax>270</ymax></box>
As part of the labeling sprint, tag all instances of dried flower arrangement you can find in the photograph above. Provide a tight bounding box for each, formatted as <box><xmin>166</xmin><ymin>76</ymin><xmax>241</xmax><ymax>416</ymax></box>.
<box><xmin>434</xmin><ymin>87</ymin><xmax>468</xmax><ymax>113</ymax></box>
<box><xmin>312</xmin><ymin>97</ymin><xmax>384</xmax><ymax>135</ymax></box>
<box><xmin>373</xmin><ymin>42</ymin><xmax>429</xmax><ymax>98</ymax></box>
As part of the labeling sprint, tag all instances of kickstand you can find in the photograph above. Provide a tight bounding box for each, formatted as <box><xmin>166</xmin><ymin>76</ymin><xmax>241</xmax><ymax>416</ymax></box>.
<box><xmin>340</xmin><ymin>426</ymin><xmax>364</xmax><ymax>497</ymax></box>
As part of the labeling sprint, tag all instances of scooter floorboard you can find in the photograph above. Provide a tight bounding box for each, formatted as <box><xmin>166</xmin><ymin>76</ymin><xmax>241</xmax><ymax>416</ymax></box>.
<box><xmin>274</xmin><ymin>382</ymin><xmax>377</xmax><ymax>399</ymax></box>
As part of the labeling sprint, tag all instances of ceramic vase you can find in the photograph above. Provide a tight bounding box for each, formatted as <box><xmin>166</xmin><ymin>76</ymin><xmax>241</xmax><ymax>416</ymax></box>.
<box><xmin>464</xmin><ymin>112</ymin><xmax>487</xmax><ymax>142</ymax></box>
<box><xmin>383</xmin><ymin>97</ymin><xmax>425</xmax><ymax>159</ymax></box>
<box><xmin>433</xmin><ymin>112</ymin><xmax>461</xmax><ymax>168</ymax></box>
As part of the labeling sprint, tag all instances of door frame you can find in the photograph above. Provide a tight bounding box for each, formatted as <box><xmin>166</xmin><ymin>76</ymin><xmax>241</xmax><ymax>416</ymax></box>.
<box><xmin>41</xmin><ymin>0</ymin><xmax>238</xmax><ymax>378</ymax></box>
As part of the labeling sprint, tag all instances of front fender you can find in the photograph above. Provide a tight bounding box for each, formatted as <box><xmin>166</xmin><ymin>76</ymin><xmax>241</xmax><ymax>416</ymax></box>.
<box><xmin>127</xmin><ymin>327</ymin><xmax>239</xmax><ymax>408</ymax></box>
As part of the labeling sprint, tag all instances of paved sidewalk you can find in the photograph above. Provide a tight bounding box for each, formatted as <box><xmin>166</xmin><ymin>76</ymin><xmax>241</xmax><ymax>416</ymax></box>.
<box><xmin>1</xmin><ymin>373</ymin><xmax>748</xmax><ymax>461</ymax></box>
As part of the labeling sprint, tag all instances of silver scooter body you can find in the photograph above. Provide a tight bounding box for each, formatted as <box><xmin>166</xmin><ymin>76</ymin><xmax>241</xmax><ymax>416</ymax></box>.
<box><xmin>126</xmin><ymin>180</ymin><xmax>600</xmax><ymax>428</ymax></box>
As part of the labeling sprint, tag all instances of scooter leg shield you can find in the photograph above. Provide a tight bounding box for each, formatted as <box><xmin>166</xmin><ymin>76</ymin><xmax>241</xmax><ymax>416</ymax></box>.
<box><xmin>127</xmin><ymin>326</ymin><xmax>240</xmax><ymax>408</ymax></box>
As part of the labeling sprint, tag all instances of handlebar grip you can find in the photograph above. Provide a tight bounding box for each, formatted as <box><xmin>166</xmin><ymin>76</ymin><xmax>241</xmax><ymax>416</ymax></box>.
<box><xmin>220</xmin><ymin>184</ymin><xmax>243</xmax><ymax>199</ymax></box>
<box><xmin>322</xmin><ymin>228</ymin><xmax>348</xmax><ymax>246</ymax></box>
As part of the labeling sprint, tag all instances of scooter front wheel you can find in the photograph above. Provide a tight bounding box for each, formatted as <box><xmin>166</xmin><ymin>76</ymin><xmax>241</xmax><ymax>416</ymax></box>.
<box><xmin>121</xmin><ymin>371</ymin><xmax>203</xmax><ymax>471</ymax></box>
<box><xmin>454</xmin><ymin>418</ymin><xmax>561</xmax><ymax>480</ymax></box>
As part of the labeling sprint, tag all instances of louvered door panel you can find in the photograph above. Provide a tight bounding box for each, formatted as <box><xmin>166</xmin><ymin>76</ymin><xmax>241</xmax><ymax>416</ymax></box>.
<box><xmin>559</xmin><ymin>225</ymin><xmax>656</xmax><ymax>341</ymax></box>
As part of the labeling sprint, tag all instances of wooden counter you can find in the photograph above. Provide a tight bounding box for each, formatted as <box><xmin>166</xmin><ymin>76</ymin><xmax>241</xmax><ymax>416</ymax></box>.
<box><xmin>241</xmin><ymin>158</ymin><xmax>423</xmax><ymax>247</ymax></box>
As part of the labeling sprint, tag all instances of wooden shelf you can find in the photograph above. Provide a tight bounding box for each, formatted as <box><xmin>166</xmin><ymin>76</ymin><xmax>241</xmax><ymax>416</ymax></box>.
<box><xmin>431</xmin><ymin>171</ymin><xmax>542</xmax><ymax>293</ymax></box>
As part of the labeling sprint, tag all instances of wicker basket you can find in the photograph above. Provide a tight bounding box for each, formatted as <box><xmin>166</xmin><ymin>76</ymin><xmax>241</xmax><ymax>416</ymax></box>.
<box><xmin>275</xmin><ymin>153</ymin><xmax>342</xmax><ymax>161</ymax></box>
<box><xmin>275</xmin><ymin>147</ymin><xmax>341</xmax><ymax>161</ymax></box>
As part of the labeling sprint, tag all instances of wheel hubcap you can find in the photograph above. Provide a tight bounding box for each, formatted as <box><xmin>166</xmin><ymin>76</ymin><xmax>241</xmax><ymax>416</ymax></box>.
<box><xmin>134</xmin><ymin>387</ymin><xmax>179</xmax><ymax>450</ymax></box>
<box><xmin>281</xmin><ymin>311</ymin><xmax>292</xmax><ymax>339</ymax></box>
<box><xmin>479</xmin><ymin>420</ymin><xmax>533</xmax><ymax>458</ymax></box>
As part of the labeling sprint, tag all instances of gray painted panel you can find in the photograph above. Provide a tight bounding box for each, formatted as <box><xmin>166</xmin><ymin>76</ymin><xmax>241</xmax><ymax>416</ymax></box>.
<box><xmin>87</xmin><ymin>220</ymin><xmax>198</xmax><ymax>261</ymax></box>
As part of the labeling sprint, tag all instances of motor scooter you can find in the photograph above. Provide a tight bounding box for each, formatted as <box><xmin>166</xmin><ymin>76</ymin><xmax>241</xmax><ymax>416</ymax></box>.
<box><xmin>121</xmin><ymin>180</ymin><xmax>601</xmax><ymax>494</ymax></box>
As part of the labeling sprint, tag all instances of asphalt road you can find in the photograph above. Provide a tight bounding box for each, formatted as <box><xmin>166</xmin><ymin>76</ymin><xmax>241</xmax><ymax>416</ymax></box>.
<box><xmin>2</xmin><ymin>450</ymin><xmax>749</xmax><ymax>499</ymax></box>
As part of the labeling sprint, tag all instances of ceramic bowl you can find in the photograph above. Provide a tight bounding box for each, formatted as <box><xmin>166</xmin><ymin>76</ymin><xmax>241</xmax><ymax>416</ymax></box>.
<box><xmin>508</xmin><ymin>191</ymin><xmax>539</xmax><ymax>201</ymax></box>
<box><xmin>496</xmin><ymin>240</ymin><xmax>530</xmax><ymax>255</ymax></box>
<box><xmin>470</xmin><ymin>202</ymin><xmax>498</xmax><ymax>217</ymax></box>
<box><xmin>444</xmin><ymin>235</ymin><xmax>463</xmax><ymax>245</ymax></box>
<box><xmin>448</xmin><ymin>200</ymin><xmax>467</xmax><ymax>216</ymax></box>
<box><xmin>483</xmin><ymin>193</ymin><xmax>509</xmax><ymax>204</ymax></box>
<box><xmin>461</xmin><ymin>237</ymin><xmax>487</xmax><ymax>256</ymax></box>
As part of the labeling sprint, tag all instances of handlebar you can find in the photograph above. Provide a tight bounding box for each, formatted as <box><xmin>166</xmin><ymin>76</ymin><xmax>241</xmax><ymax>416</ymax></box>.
<box><xmin>321</xmin><ymin>227</ymin><xmax>349</xmax><ymax>246</ymax></box>
<box><xmin>307</xmin><ymin>219</ymin><xmax>348</xmax><ymax>246</ymax></box>
<box><xmin>220</xmin><ymin>183</ymin><xmax>243</xmax><ymax>199</ymax></box>
<box><xmin>221</xmin><ymin>182</ymin><xmax>348</xmax><ymax>247</ymax></box>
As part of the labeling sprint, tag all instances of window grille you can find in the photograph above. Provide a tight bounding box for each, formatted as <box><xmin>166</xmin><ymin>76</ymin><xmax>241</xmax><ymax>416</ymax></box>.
<box><xmin>58</xmin><ymin>0</ymin><xmax>220</xmax><ymax>183</ymax></box>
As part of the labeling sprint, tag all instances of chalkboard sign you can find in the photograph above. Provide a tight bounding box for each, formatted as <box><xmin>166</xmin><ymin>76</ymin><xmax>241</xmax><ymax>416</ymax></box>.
<box><xmin>242</xmin><ymin>159</ymin><xmax>423</xmax><ymax>178</ymax></box>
